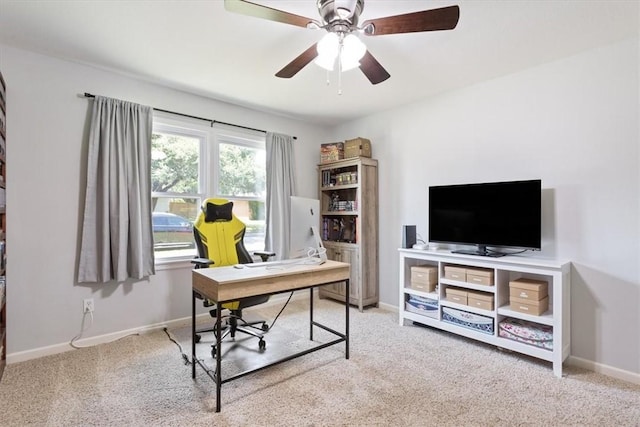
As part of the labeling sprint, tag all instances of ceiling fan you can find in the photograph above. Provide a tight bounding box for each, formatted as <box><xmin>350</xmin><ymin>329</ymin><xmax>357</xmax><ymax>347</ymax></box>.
<box><xmin>224</xmin><ymin>0</ymin><xmax>460</xmax><ymax>85</ymax></box>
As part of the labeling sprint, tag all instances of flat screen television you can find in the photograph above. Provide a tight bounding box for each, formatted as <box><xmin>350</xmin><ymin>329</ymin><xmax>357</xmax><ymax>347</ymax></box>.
<box><xmin>428</xmin><ymin>179</ymin><xmax>542</xmax><ymax>257</ymax></box>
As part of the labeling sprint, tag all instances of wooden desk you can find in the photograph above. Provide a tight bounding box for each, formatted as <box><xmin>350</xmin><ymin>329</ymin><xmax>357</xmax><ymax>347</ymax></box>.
<box><xmin>191</xmin><ymin>259</ymin><xmax>350</xmax><ymax>412</ymax></box>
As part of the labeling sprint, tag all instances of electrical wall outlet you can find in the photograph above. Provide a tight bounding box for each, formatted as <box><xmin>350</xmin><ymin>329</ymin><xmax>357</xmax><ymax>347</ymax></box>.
<box><xmin>83</xmin><ymin>298</ymin><xmax>94</xmax><ymax>313</ymax></box>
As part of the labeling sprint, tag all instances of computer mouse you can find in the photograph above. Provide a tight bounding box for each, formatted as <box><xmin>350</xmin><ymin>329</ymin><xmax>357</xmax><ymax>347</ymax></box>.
<box><xmin>233</xmin><ymin>264</ymin><xmax>245</xmax><ymax>269</ymax></box>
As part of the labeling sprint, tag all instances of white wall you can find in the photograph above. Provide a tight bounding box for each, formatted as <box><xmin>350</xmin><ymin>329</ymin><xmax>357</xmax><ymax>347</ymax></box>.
<box><xmin>334</xmin><ymin>38</ymin><xmax>639</xmax><ymax>376</ymax></box>
<box><xmin>1</xmin><ymin>45</ymin><xmax>328</xmax><ymax>358</ymax></box>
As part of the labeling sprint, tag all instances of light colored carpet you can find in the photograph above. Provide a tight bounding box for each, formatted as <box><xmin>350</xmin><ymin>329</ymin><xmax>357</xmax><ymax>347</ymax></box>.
<box><xmin>0</xmin><ymin>297</ymin><xmax>638</xmax><ymax>426</ymax></box>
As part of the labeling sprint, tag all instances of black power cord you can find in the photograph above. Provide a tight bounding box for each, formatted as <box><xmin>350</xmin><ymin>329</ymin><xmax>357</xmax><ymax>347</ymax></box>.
<box><xmin>266</xmin><ymin>291</ymin><xmax>294</xmax><ymax>330</ymax></box>
<box><xmin>164</xmin><ymin>292</ymin><xmax>294</xmax><ymax>364</ymax></box>
<box><xmin>163</xmin><ymin>327</ymin><xmax>191</xmax><ymax>365</ymax></box>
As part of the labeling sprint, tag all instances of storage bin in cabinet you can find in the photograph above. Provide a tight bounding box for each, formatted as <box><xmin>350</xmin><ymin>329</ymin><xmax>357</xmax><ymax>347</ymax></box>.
<box><xmin>405</xmin><ymin>294</ymin><xmax>438</xmax><ymax>319</ymax></box>
<box><xmin>467</xmin><ymin>290</ymin><xmax>494</xmax><ymax>311</ymax></box>
<box><xmin>445</xmin><ymin>287</ymin><xmax>468</xmax><ymax>305</ymax></box>
<box><xmin>444</xmin><ymin>265</ymin><xmax>466</xmax><ymax>281</ymax></box>
<box><xmin>499</xmin><ymin>318</ymin><xmax>553</xmax><ymax>351</ymax></box>
<box><xmin>466</xmin><ymin>267</ymin><xmax>494</xmax><ymax>286</ymax></box>
<box><xmin>410</xmin><ymin>265</ymin><xmax>437</xmax><ymax>292</ymax></box>
<box><xmin>441</xmin><ymin>306</ymin><xmax>494</xmax><ymax>335</ymax></box>
<box><xmin>509</xmin><ymin>278</ymin><xmax>548</xmax><ymax>301</ymax></box>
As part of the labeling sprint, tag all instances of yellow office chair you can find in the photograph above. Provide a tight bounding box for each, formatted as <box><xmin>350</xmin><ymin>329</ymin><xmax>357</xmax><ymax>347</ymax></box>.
<box><xmin>191</xmin><ymin>198</ymin><xmax>274</xmax><ymax>357</ymax></box>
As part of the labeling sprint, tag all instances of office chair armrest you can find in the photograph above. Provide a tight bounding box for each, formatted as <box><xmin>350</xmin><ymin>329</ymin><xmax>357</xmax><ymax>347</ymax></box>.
<box><xmin>253</xmin><ymin>251</ymin><xmax>276</xmax><ymax>262</ymax></box>
<box><xmin>191</xmin><ymin>258</ymin><xmax>215</xmax><ymax>269</ymax></box>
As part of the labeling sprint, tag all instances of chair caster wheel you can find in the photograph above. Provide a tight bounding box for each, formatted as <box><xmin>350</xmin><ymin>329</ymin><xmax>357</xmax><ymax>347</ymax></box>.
<box><xmin>195</xmin><ymin>334</ymin><xmax>201</xmax><ymax>343</ymax></box>
<box><xmin>261</xmin><ymin>323</ymin><xmax>269</xmax><ymax>332</ymax></box>
<box><xmin>258</xmin><ymin>339</ymin><xmax>266</xmax><ymax>351</ymax></box>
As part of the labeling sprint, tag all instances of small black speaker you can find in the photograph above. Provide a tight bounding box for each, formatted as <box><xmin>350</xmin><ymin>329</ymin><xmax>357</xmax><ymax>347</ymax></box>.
<box><xmin>402</xmin><ymin>225</ymin><xmax>417</xmax><ymax>248</ymax></box>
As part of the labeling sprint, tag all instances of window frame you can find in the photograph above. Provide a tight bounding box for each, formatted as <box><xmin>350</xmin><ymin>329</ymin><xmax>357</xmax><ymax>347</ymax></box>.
<box><xmin>209</xmin><ymin>124</ymin><xmax>267</xmax><ymax>200</ymax></box>
<box><xmin>151</xmin><ymin>116</ymin><xmax>267</xmax><ymax>265</ymax></box>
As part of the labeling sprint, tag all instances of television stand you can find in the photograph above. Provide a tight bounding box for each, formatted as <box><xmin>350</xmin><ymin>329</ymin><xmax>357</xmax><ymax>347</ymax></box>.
<box><xmin>398</xmin><ymin>248</ymin><xmax>571</xmax><ymax>377</ymax></box>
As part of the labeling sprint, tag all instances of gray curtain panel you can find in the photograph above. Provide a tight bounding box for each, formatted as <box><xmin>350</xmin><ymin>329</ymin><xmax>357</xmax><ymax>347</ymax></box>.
<box><xmin>78</xmin><ymin>96</ymin><xmax>155</xmax><ymax>282</ymax></box>
<box><xmin>265</xmin><ymin>132</ymin><xmax>296</xmax><ymax>260</ymax></box>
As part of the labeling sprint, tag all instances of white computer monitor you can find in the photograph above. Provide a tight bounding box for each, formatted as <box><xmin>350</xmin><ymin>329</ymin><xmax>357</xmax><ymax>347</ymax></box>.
<box><xmin>289</xmin><ymin>196</ymin><xmax>326</xmax><ymax>263</ymax></box>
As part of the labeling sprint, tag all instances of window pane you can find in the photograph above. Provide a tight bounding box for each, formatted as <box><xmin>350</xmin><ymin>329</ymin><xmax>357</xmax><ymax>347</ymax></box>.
<box><xmin>152</xmin><ymin>198</ymin><xmax>199</xmax><ymax>258</ymax></box>
<box><xmin>218</xmin><ymin>143</ymin><xmax>265</xmax><ymax>197</ymax></box>
<box><xmin>152</xmin><ymin>129</ymin><xmax>201</xmax><ymax>259</ymax></box>
<box><xmin>152</xmin><ymin>132</ymin><xmax>199</xmax><ymax>194</ymax></box>
<box><xmin>231</xmin><ymin>199</ymin><xmax>265</xmax><ymax>253</ymax></box>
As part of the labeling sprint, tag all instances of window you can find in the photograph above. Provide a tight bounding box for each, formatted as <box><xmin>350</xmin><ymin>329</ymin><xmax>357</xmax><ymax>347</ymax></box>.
<box><xmin>151</xmin><ymin>117</ymin><xmax>266</xmax><ymax>261</ymax></box>
<box><xmin>212</xmin><ymin>128</ymin><xmax>267</xmax><ymax>256</ymax></box>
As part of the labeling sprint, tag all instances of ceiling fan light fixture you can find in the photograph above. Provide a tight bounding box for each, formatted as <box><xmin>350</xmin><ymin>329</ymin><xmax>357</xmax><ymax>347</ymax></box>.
<box><xmin>314</xmin><ymin>54</ymin><xmax>336</xmax><ymax>71</ymax></box>
<box><xmin>341</xmin><ymin>33</ymin><xmax>366</xmax><ymax>67</ymax></box>
<box><xmin>315</xmin><ymin>32</ymin><xmax>366</xmax><ymax>72</ymax></box>
<box><xmin>340</xmin><ymin>57</ymin><xmax>360</xmax><ymax>71</ymax></box>
<box><xmin>315</xmin><ymin>32</ymin><xmax>340</xmax><ymax>70</ymax></box>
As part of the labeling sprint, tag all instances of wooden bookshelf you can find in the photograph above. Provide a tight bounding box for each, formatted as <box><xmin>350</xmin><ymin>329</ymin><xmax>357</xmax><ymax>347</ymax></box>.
<box><xmin>317</xmin><ymin>157</ymin><xmax>378</xmax><ymax>311</ymax></box>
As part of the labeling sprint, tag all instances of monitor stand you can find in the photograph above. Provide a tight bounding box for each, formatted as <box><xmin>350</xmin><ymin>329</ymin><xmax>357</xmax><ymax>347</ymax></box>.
<box><xmin>451</xmin><ymin>245</ymin><xmax>507</xmax><ymax>258</ymax></box>
<box><xmin>311</xmin><ymin>226</ymin><xmax>327</xmax><ymax>263</ymax></box>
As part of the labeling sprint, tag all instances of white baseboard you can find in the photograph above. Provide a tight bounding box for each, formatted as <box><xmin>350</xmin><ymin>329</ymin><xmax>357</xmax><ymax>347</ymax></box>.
<box><xmin>378</xmin><ymin>301</ymin><xmax>397</xmax><ymax>313</ymax></box>
<box><xmin>7</xmin><ymin>290</ymin><xmax>310</xmax><ymax>365</ymax></box>
<box><xmin>567</xmin><ymin>355</ymin><xmax>640</xmax><ymax>385</ymax></box>
<box><xmin>7</xmin><ymin>315</ymin><xmax>204</xmax><ymax>364</ymax></box>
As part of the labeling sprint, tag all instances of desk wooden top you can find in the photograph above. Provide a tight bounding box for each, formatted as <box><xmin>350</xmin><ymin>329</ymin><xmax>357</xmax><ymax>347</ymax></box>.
<box><xmin>192</xmin><ymin>259</ymin><xmax>350</xmax><ymax>303</ymax></box>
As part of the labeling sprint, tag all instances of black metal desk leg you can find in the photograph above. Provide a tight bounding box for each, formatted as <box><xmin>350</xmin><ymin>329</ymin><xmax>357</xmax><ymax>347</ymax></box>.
<box><xmin>309</xmin><ymin>288</ymin><xmax>314</xmax><ymax>341</ymax></box>
<box><xmin>192</xmin><ymin>291</ymin><xmax>196</xmax><ymax>378</ymax></box>
<box><xmin>345</xmin><ymin>279</ymin><xmax>350</xmax><ymax>359</ymax></box>
<box><xmin>215</xmin><ymin>305</ymin><xmax>222</xmax><ymax>412</ymax></box>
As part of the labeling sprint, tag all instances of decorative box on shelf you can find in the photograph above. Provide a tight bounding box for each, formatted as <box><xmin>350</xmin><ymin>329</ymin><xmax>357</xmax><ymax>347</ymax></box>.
<box><xmin>344</xmin><ymin>137</ymin><xmax>372</xmax><ymax>158</ymax></box>
<box><xmin>509</xmin><ymin>278</ymin><xmax>549</xmax><ymax>315</ymax></box>
<box><xmin>320</xmin><ymin>142</ymin><xmax>344</xmax><ymax>164</ymax></box>
<box><xmin>410</xmin><ymin>265</ymin><xmax>437</xmax><ymax>292</ymax></box>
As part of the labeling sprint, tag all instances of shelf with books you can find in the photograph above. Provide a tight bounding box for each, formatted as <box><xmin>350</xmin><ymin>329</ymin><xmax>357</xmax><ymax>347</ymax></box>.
<box><xmin>317</xmin><ymin>156</ymin><xmax>378</xmax><ymax>311</ymax></box>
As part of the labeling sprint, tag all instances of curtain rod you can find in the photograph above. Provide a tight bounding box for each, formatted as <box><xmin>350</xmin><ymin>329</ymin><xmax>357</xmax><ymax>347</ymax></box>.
<box><xmin>83</xmin><ymin>92</ymin><xmax>296</xmax><ymax>139</ymax></box>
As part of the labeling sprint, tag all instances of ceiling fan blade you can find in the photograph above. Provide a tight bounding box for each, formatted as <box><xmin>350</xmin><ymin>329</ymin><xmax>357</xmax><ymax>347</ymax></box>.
<box><xmin>224</xmin><ymin>0</ymin><xmax>317</xmax><ymax>29</ymax></box>
<box><xmin>361</xmin><ymin>5</ymin><xmax>460</xmax><ymax>36</ymax></box>
<box><xmin>359</xmin><ymin>51</ymin><xmax>390</xmax><ymax>85</ymax></box>
<box><xmin>276</xmin><ymin>44</ymin><xmax>319</xmax><ymax>78</ymax></box>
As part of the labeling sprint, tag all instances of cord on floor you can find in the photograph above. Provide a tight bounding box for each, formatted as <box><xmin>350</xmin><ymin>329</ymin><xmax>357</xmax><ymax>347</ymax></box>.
<box><xmin>165</xmin><ymin>292</ymin><xmax>293</xmax><ymax>363</ymax></box>
<box><xmin>70</xmin><ymin>310</ymin><xmax>140</xmax><ymax>349</ymax></box>
<box><xmin>267</xmin><ymin>291</ymin><xmax>294</xmax><ymax>330</ymax></box>
<box><xmin>163</xmin><ymin>327</ymin><xmax>191</xmax><ymax>365</ymax></box>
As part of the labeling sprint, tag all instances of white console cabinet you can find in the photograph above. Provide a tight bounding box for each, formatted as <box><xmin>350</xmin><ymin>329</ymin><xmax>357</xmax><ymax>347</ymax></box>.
<box><xmin>398</xmin><ymin>248</ymin><xmax>570</xmax><ymax>377</ymax></box>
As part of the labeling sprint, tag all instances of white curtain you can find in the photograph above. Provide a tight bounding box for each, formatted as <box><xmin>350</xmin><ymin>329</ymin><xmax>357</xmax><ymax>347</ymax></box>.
<box><xmin>265</xmin><ymin>132</ymin><xmax>296</xmax><ymax>260</ymax></box>
<box><xmin>78</xmin><ymin>96</ymin><xmax>155</xmax><ymax>282</ymax></box>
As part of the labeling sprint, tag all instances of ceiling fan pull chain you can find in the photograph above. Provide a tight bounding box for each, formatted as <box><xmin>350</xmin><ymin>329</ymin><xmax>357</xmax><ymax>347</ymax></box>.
<box><xmin>338</xmin><ymin>38</ymin><xmax>343</xmax><ymax>95</ymax></box>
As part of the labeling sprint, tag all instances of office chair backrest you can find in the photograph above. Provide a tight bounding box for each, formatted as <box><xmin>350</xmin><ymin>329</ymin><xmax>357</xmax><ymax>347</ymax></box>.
<box><xmin>193</xmin><ymin>198</ymin><xmax>253</xmax><ymax>266</ymax></box>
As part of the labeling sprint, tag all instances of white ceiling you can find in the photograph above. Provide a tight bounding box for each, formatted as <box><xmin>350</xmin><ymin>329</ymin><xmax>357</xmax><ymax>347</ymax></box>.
<box><xmin>0</xmin><ymin>0</ymin><xmax>637</xmax><ymax>125</ymax></box>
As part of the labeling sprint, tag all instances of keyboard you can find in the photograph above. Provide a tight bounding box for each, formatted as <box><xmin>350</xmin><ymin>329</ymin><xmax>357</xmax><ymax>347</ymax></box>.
<box><xmin>244</xmin><ymin>257</ymin><xmax>325</xmax><ymax>268</ymax></box>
